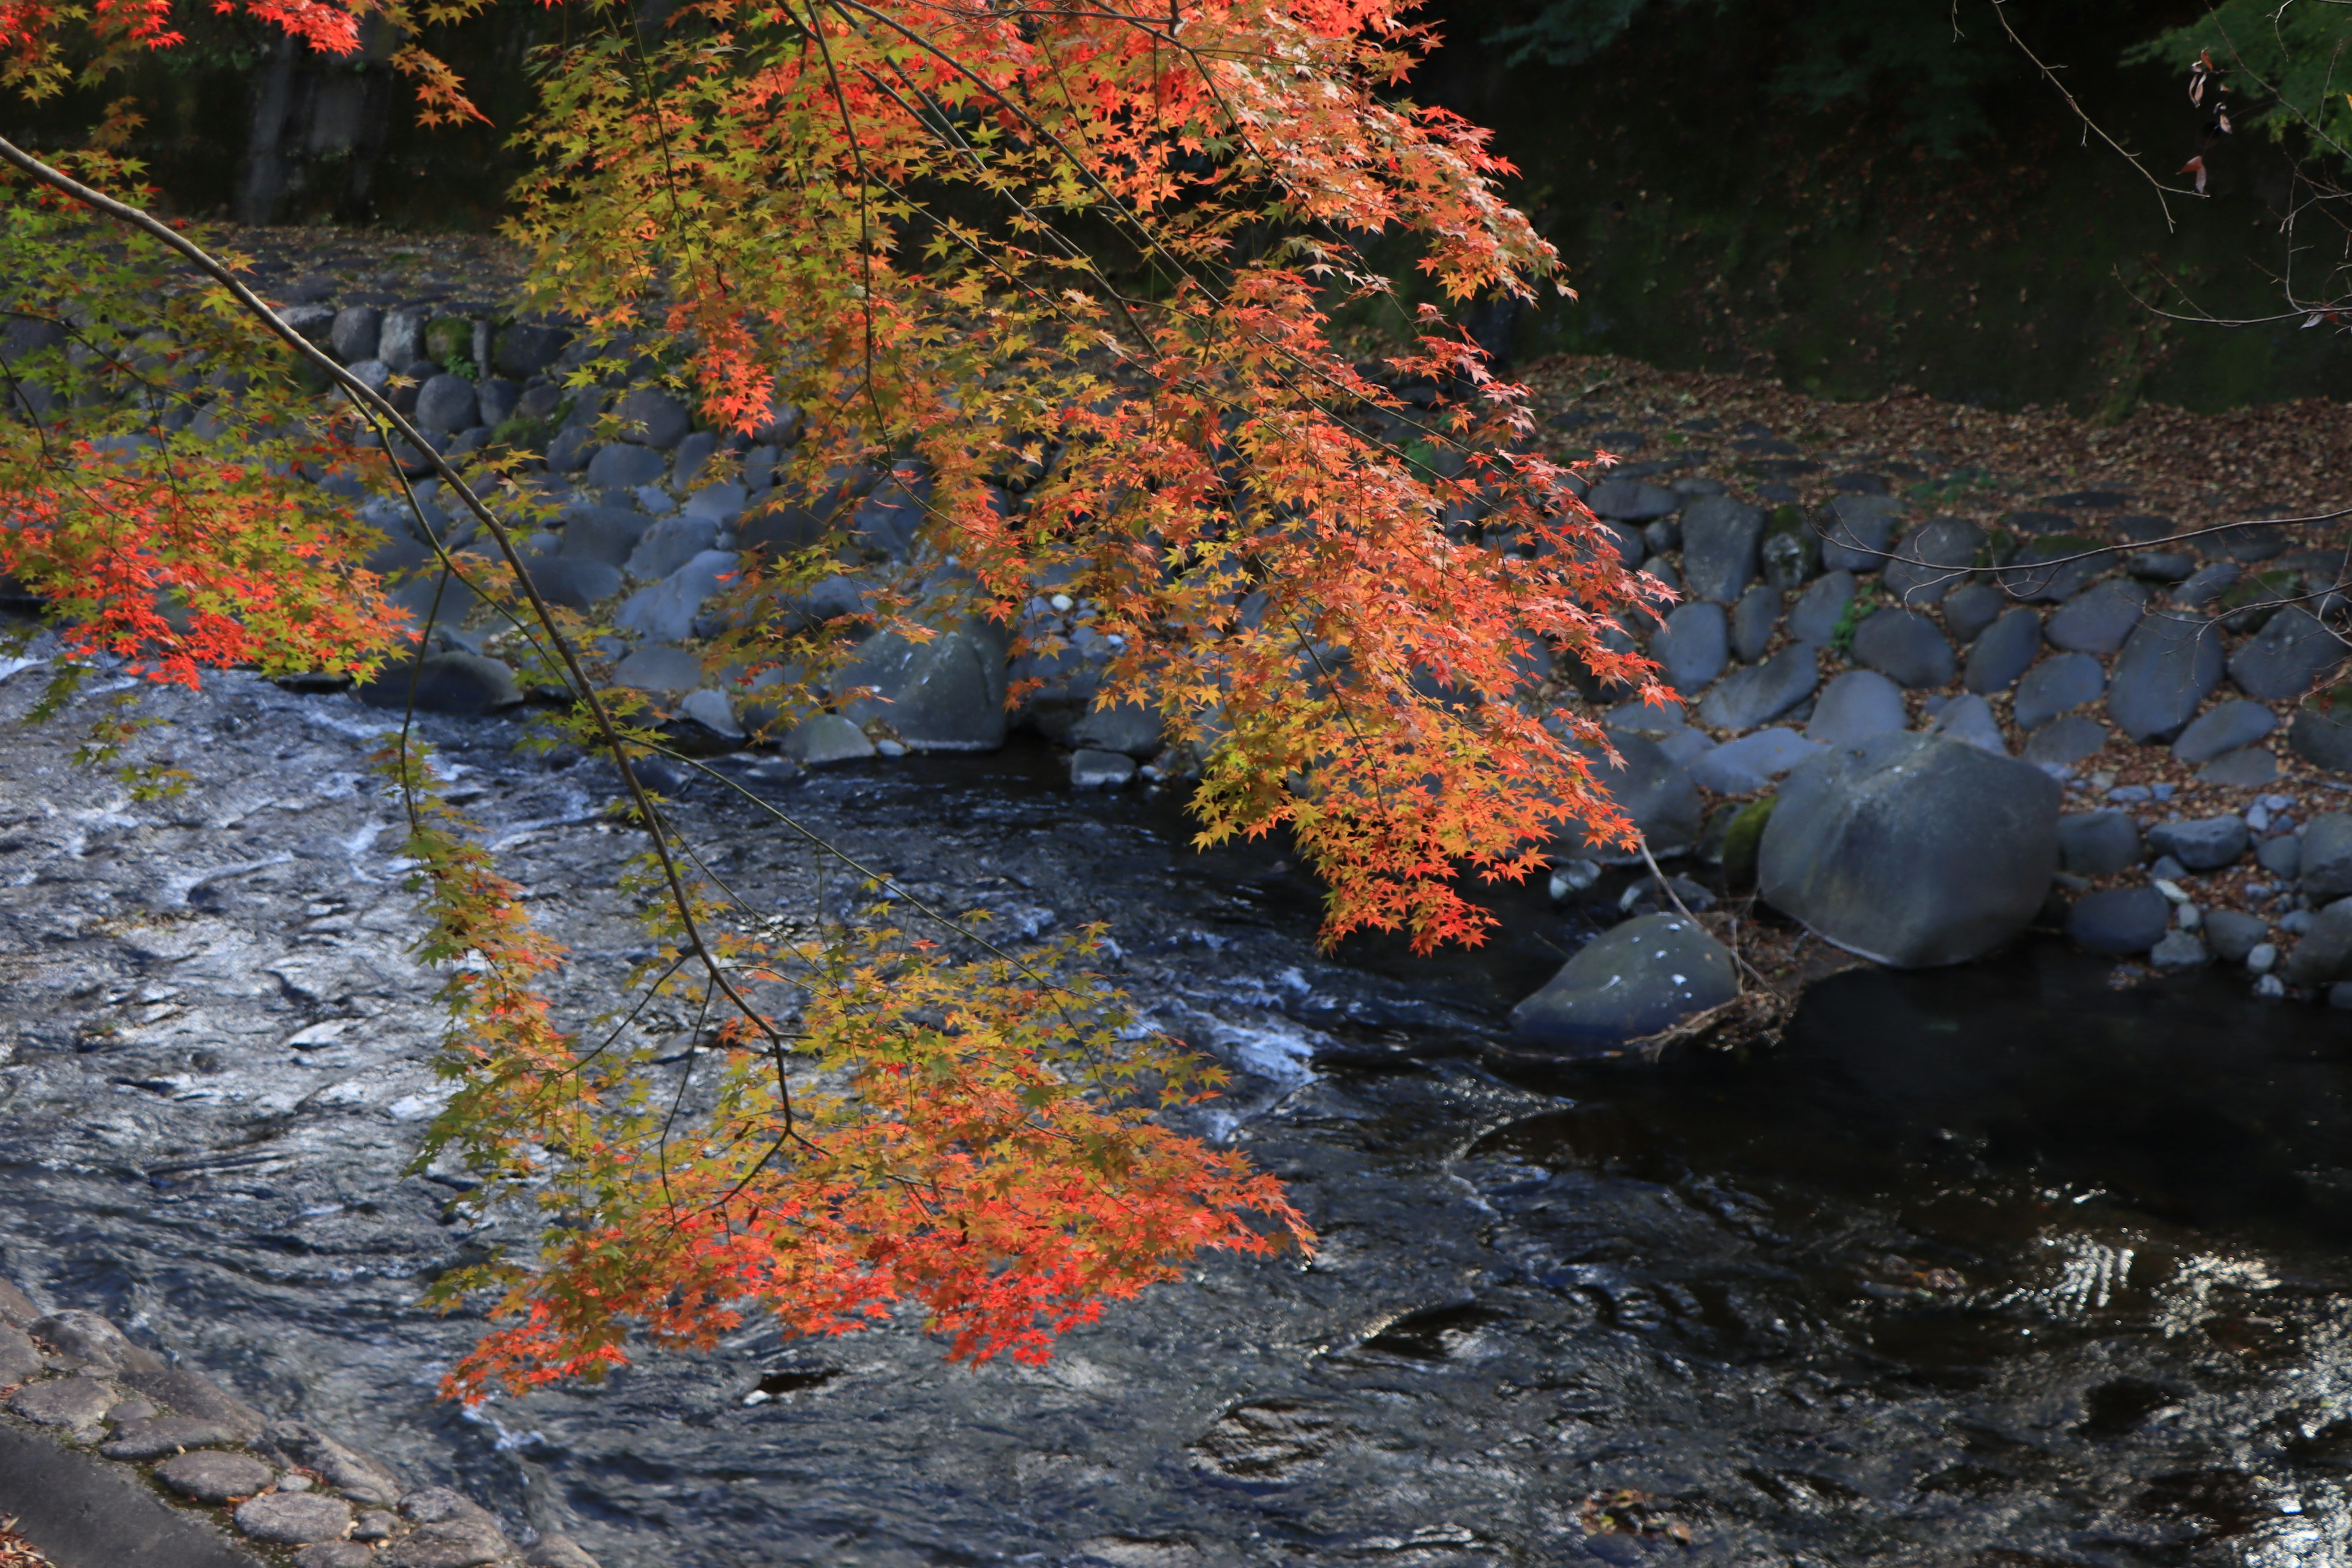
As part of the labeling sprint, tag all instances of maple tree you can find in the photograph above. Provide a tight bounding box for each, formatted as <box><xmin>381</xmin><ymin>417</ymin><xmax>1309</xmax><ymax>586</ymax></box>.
<box><xmin>0</xmin><ymin>0</ymin><xmax>1664</xmax><ymax>1400</ymax></box>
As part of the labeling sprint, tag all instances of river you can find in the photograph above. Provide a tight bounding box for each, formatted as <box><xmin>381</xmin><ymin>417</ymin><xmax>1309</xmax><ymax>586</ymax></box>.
<box><xmin>2</xmin><ymin>662</ymin><xmax>2348</xmax><ymax>1567</ymax></box>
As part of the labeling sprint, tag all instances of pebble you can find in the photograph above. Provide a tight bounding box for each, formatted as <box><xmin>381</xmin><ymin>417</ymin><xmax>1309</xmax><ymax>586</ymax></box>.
<box><xmin>2248</xmin><ymin>943</ymin><xmax>2279</xmax><ymax>974</ymax></box>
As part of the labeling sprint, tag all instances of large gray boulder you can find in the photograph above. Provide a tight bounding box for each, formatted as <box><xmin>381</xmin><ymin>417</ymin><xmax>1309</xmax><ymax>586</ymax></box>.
<box><xmin>2108</xmin><ymin>613</ymin><xmax>2225</xmax><ymax>742</ymax></box>
<box><xmin>1508</xmin><ymin>913</ymin><xmax>1738</xmax><ymax>1054</ymax></box>
<box><xmin>2291</xmin><ymin>703</ymin><xmax>2352</xmax><ymax>772</ymax></box>
<box><xmin>2302</xmin><ymin>813</ymin><xmax>2352</xmax><ymax>902</ymax></box>
<box><xmin>1679</xmin><ymin>496</ymin><xmax>1764</xmax><ymax>603</ymax></box>
<box><xmin>1554</xmin><ymin>734</ymin><xmax>1704</xmax><ymax>864</ymax></box>
<box><xmin>615</xmin><ymin>550</ymin><xmax>739</xmax><ymax>643</ymax></box>
<box><xmin>838</xmin><ymin>622</ymin><xmax>1009</xmax><ymax>752</ymax></box>
<box><xmin>1757</xmin><ymin>731</ymin><xmax>2062</xmax><ymax>967</ymax></box>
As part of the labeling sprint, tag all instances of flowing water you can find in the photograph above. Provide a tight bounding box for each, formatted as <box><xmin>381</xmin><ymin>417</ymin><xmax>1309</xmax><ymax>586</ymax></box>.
<box><xmin>3</xmin><ymin>666</ymin><xmax>2351</xmax><ymax>1567</ymax></box>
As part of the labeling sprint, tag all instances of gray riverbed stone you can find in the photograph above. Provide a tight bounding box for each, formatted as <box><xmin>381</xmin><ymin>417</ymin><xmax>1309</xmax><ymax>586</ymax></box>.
<box><xmin>2205</xmin><ymin>908</ymin><xmax>2269</xmax><ymax>964</ymax></box>
<box><xmin>1069</xmin><ymin>701</ymin><xmax>1164</xmax><ymax>758</ymax></box>
<box><xmin>612</xmin><ymin>643</ymin><xmax>703</xmax><ymax>695</ymax></box>
<box><xmin>235</xmin><ymin>1491</ymin><xmax>353</xmax><ymax>1545</ymax></box>
<box><xmin>1678</xmin><ymin>496</ymin><xmax>1763</xmax><ymax>603</ymax></box>
<box><xmin>2011</xmin><ymin>540</ymin><xmax>2111</xmax><ymax>603</ymax></box>
<box><xmin>1941</xmin><ymin>580</ymin><xmax>2007</xmax><ymax>644</ymax></box>
<box><xmin>29</xmin><ymin>1311</ymin><xmax>162</xmax><ymax>1373</ymax></box>
<box><xmin>1819</xmin><ymin>495</ymin><xmax>1901</xmax><ymax>574</ymax></box>
<box><xmin>1924</xmin><ymin>693</ymin><xmax>2006</xmax><ymax>754</ymax></box>
<box><xmin>1508</xmin><ymin>913</ymin><xmax>1738</xmax><ymax>1054</ymax></box>
<box><xmin>784</xmin><ymin>714</ymin><xmax>875</xmax><ymax>766</ymax></box>
<box><xmin>156</xmin><ymin>1449</ymin><xmax>278</xmax><ymax>1503</ymax></box>
<box><xmin>2258</xmin><ymin>834</ymin><xmax>2302</xmax><ymax>880</ymax></box>
<box><xmin>521</xmin><ymin>554</ymin><xmax>620</xmax><ymax>612</ymax></box>
<box><xmin>2129</xmin><ymin>551</ymin><xmax>2196</xmax><ymax>582</ymax></box>
<box><xmin>355</xmin><ymin>652</ymin><xmax>521</xmax><ymax>717</ymax></box>
<box><xmin>1964</xmin><ymin>608</ymin><xmax>2043</xmax><ymax>695</ymax></box>
<box><xmin>2013</xmin><ymin>652</ymin><xmax>2106</xmax><ymax>731</ymax></box>
<box><xmin>264</xmin><ymin>1422</ymin><xmax>403</xmax><ymax>1507</ymax></box>
<box><xmin>1586</xmin><ymin>480</ymin><xmax>1680</xmax><ymax>523</ymax></box>
<box><xmin>524</xmin><ymin>1536</ymin><xmax>604</xmax><ymax>1568</ymax></box>
<box><xmin>413</xmin><ymin>374</ymin><xmax>478</xmax><ymax>435</ymax></box>
<box><xmin>1883</xmin><ymin>516</ymin><xmax>1983</xmax><ymax>606</ymax></box>
<box><xmin>2109</xmin><ymin>614</ymin><xmax>2226</xmax><ymax>742</ymax></box>
<box><xmin>1806</xmin><ymin>669</ymin><xmax>1907</xmax><ymax>746</ymax></box>
<box><xmin>1697</xmin><ymin>645</ymin><xmax>1820</xmax><ymax>731</ymax></box>
<box><xmin>2173</xmin><ymin>561</ymin><xmax>2241</xmax><ymax>610</ymax></box>
<box><xmin>2150</xmin><ymin>931</ymin><xmax>2210</xmax><ymax>970</ymax></box>
<box><xmin>2197</xmin><ymin>746</ymin><xmax>2280</xmax><ymax>787</ymax></box>
<box><xmin>2173</xmin><ymin>699</ymin><xmax>2278</xmax><ymax>764</ymax></box>
<box><xmin>1789</xmin><ymin>571</ymin><xmax>1855</xmax><ymax>646</ymax></box>
<box><xmin>586</xmin><ymin>441</ymin><xmax>668</xmax><ymax>491</ymax></box>
<box><xmin>294</xmin><ymin>1545</ymin><xmax>375</xmax><ymax>1568</ymax></box>
<box><xmin>1730</xmin><ymin>584</ymin><xmax>1781</xmax><ymax>663</ymax></box>
<box><xmin>1604</xmin><ymin>698</ymin><xmax>1686</xmax><ymax>742</ymax></box>
<box><xmin>2045</xmin><ymin>578</ymin><xmax>2148</xmax><ymax>655</ymax></box>
<box><xmin>615</xmin><ymin>550</ymin><xmax>738</xmax><ymax>643</ymax></box>
<box><xmin>1654</xmin><ymin>601</ymin><xmax>1729</xmax><ymax>694</ymax></box>
<box><xmin>2231</xmin><ymin>606</ymin><xmax>2345</xmax><ymax>700</ymax></box>
<box><xmin>1690</xmin><ymin>728</ymin><xmax>1822</xmax><ymax>794</ymax></box>
<box><xmin>1852</xmin><ymin>608</ymin><xmax>1955</xmax><ymax>688</ymax></box>
<box><xmin>559</xmin><ymin>505</ymin><xmax>654</xmax><ymax>567</ymax></box>
<box><xmin>626</xmin><ymin>516</ymin><xmax>720</xmax><ymax>581</ymax></box>
<box><xmin>1070</xmin><ymin>749</ymin><xmax>1137</xmax><ymax>790</ymax></box>
<box><xmin>2302</xmin><ymin>813</ymin><xmax>2352</xmax><ymax>900</ymax></box>
<box><xmin>2146</xmin><ymin>815</ymin><xmax>2248</xmax><ymax>872</ymax></box>
<box><xmin>2284</xmin><ymin>902</ymin><xmax>2352</xmax><ymax>987</ymax></box>
<box><xmin>329</xmin><ymin>306</ymin><xmax>382</xmax><ymax>363</ymax></box>
<box><xmin>2022</xmin><ymin>715</ymin><xmax>2109</xmax><ymax>767</ymax></box>
<box><xmin>2066</xmin><ymin>886</ymin><xmax>2170</xmax><ymax>955</ymax></box>
<box><xmin>1757</xmin><ymin>731</ymin><xmax>2061</xmax><ymax>967</ymax></box>
<box><xmin>1556</xmin><ymin>735</ymin><xmax>1703</xmax><ymax>864</ymax></box>
<box><xmin>1759</xmin><ymin>506</ymin><xmax>1819</xmax><ymax>590</ymax></box>
<box><xmin>2291</xmin><ymin>703</ymin><xmax>2352</xmax><ymax>772</ymax></box>
<box><xmin>612</xmin><ymin>386</ymin><xmax>691</xmax><ymax>450</ymax></box>
<box><xmin>2059</xmin><ymin>810</ymin><xmax>2141</xmax><ymax>875</ymax></box>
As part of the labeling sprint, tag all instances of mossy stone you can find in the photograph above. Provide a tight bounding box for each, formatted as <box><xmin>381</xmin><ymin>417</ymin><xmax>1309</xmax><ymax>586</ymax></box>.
<box><xmin>423</xmin><ymin>315</ymin><xmax>473</xmax><ymax>370</ymax></box>
<box><xmin>1721</xmin><ymin>793</ymin><xmax>1777</xmax><ymax>889</ymax></box>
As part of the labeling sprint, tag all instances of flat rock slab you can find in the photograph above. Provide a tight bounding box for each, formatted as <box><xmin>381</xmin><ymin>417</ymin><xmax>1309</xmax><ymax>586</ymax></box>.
<box><xmin>1852</xmin><ymin>609</ymin><xmax>1954</xmax><ymax>688</ymax></box>
<box><xmin>102</xmin><ymin>1416</ymin><xmax>246</xmax><ymax>1461</ymax></box>
<box><xmin>1508</xmin><ymin>914</ymin><xmax>1738</xmax><ymax>1054</ymax></box>
<box><xmin>2045</xmin><ymin>578</ymin><xmax>2147</xmax><ymax>655</ymax></box>
<box><xmin>10</xmin><ymin>1376</ymin><xmax>115</xmax><ymax>1429</ymax></box>
<box><xmin>155</xmin><ymin>1450</ymin><xmax>277</xmax><ymax>1504</ymax></box>
<box><xmin>1964</xmin><ymin>609</ymin><xmax>2042</xmax><ymax>695</ymax></box>
<box><xmin>1758</xmin><ymin>731</ymin><xmax>2060</xmax><ymax>968</ymax></box>
<box><xmin>2196</xmin><ymin>747</ymin><xmax>2279</xmax><ymax>786</ymax></box>
<box><xmin>2014</xmin><ymin>652</ymin><xmax>2106</xmax><ymax>732</ymax></box>
<box><xmin>2231</xmin><ymin>606</ymin><xmax>2345</xmax><ymax>701</ymax></box>
<box><xmin>233</xmin><ymin>1492</ymin><xmax>354</xmax><ymax>1545</ymax></box>
<box><xmin>2173</xmin><ymin>699</ymin><xmax>2278</xmax><ymax>764</ymax></box>
<box><xmin>2022</xmin><ymin>715</ymin><xmax>2109</xmax><ymax>767</ymax></box>
<box><xmin>1697</xmin><ymin>646</ymin><xmax>1820</xmax><ymax>732</ymax></box>
<box><xmin>2109</xmin><ymin>614</ymin><xmax>2225</xmax><ymax>742</ymax></box>
<box><xmin>0</xmin><ymin>1423</ymin><xmax>264</xmax><ymax>1568</ymax></box>
<box><xmin>1689</xmin><ymin>728</ymin><xmax>1822</xmax><ymax>794</ymax></box>
<box><xmin>1806</xmin><ymin>669</ymin><xmax>1907</xmax><ymax>747</ymax></box>
<box><xmin>1678</xmin><ymin>496</ymin><xmax>1763</xmax><ymax>603</ymax></box>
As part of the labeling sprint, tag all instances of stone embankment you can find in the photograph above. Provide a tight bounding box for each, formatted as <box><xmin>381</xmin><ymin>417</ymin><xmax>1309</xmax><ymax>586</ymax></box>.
<box><xmin>0</xmin><ymin>1275</ymin><xmax>596</xmax><ymax>1568</ymax></box>
<box><xmin>39</xmin><ymin>241</ymin><xmax>2352</xmax><ymax>1057</ymax></box>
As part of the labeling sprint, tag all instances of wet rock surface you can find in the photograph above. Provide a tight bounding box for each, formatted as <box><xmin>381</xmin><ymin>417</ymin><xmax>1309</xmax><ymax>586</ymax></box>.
<box><xmin>8</xmin><ymin>669</ymin><xmax>2352</xmax><ymax>1567</ymax></box>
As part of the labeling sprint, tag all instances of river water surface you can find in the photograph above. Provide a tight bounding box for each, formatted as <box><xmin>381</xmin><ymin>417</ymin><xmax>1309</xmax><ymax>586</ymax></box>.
<box><xmin>2</xmin><ymin>667</ymin><xmax>2350</xmax><ymax>1567</ymax></box>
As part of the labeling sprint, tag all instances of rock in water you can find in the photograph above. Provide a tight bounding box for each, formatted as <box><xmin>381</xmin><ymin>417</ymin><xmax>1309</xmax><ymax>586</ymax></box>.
<box><xmin>1509</xmin><ymin>913</ymin><xmax>1738</xmax><ymax>1054</ymax></box>
<box><xmin>2108</xmin><ymin>613</ymin><xmax>2225</xmax><ymax>742</ymax></box>
<box><xmin>838</xmin><ymin>624</ymin><xmax>1009</xmax><ymax>751</ymax></box>
<box><xmin>2066</xmin><ymin>886</ymin><xmax>2170</xmax><ymax>955</ymax></box>
<box><xmin>1757</xmin><ymin>732</ymin><xmax>2062</xmax><ymax>967</ymax></box>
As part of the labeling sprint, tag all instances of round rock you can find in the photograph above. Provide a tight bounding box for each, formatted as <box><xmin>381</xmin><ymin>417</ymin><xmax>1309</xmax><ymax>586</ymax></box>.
<box><xmin>1963</xmin><ymin>608</ymin><xmax>2043</xmax><ymax>695</ymax></box>
<box><xmin>2204</xmin><ymin>908</ymin><xmax>2269</xmax><ymax>965</ymax></box>
<box><xmin>2066</xmin><ymin>886</ymin><xmax>2170</xmax><ymax>955</ymax></box>
<box><xmin>1806</xmin><ymin>669</ymin><xmax>1907</xmax><ymax>747</ymax></box>
<box><xmin>2146</xmin><ymin>814</ymin><xmax>2249</xmax><ymax>872</ymax></box>
<box><xmin>235</xmin><ymin>1491</ymin><xmax>354</xmax><ymax>1545</ymax></box>
<box><xmin>2290</xmin><ymin>702</ymin><xmax>2352</xmax><ymax>773</ymax></box>
<box><xmin>1508</xmin><ymin>913</ymin><xmax>1738</xmax><ymax>1054</ymax></box>
<box><xmin>1730</xmin><ymin>584</ymin><xmax>1781</xmax><ymax>663</ymax></box>
<box><xmin>2045</xmin><ymin>578</ymin><xmax>2147</xmax><ymax>655</ymax></box>
<box><xmin>2173</xmin><ymin>699</ymin><xmax>2278</xmax><ymax>765</ymax></box>
<box><xmin>1941</xmin><ymin>580</ymin><xmax>2007</xmax><ymax>644</ymax></box>
<box><xmin>1883</xmin><ymin>516</ymin><xmax>1983</xmax><ymax>606</ymax></box>
<box><xmin>2230</xmin><ymin>607</ymin><xmax>2345</xmax><ymax>701</ymax></box>
<box><xmin>2022</xmin><ymin>715</ymin><xmax>2109</xmax><ymax>767</ymax></box>
<box><xmin>156</xmin><ymin>1449</ymin><xmax>277</xmax><ymax>1504</ymax></box>
<box><xmin>2058</xmin><ymin>810</ymin><xmax>2141</xmax><ymax>875</ymax></box>
<box><xmin>1852</xmin><ymin>608</ymin><xmax>1955</xmax><ymax>688</ymax></box>
<box><xmin>1757</xmin><ymin>731</ymin><xmax>2061</xmax><ymax>968</ymax></box>
<box><xmin>412</xmin><ymin>374</ymin><xmax>479</xmax><ymax>435</ymax></box>
<box><xmin>2013</xmin><ymin>652</ymin><xmax>2106</xmax><ymax>732</ymax></box>
<box><xmin>1789</xmin><ymin>571</ymin><xmax>1856</xmax><ymax>646</ymax></box>
<box><xmin>1653</xmin><ymin>601</ymin><xmax>1729</xmax><ymax>694</ymax></box>
<box><xmin>1697</xmin><ymin>646</ymin><xmax>1820</xmax><ymax>732</ymax></box>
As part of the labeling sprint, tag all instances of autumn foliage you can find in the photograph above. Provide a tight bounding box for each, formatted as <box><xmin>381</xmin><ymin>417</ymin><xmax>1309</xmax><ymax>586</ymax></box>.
<box><xmin>0</xmin><ymin>0</ymin><xmax>1662</xmax><ymax>1399</ymax></box>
